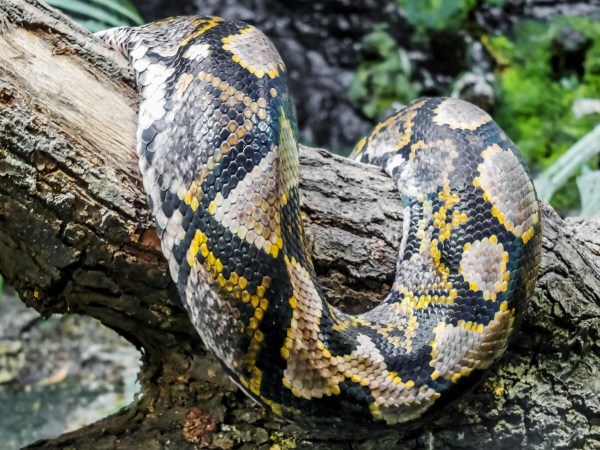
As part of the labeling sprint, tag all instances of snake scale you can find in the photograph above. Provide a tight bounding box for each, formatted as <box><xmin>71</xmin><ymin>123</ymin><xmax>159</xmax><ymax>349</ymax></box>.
<box><xmin>97</xmin><ymin>16</ymin><xmax>542</xmax><ymax>435</ymax></box>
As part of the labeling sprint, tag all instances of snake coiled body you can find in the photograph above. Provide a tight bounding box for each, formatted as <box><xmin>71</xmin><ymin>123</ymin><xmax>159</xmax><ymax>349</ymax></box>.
<box><xmin>98</xmin><ymin>16</ymin><xmax>542</xmax><ymax>435</ymax></box>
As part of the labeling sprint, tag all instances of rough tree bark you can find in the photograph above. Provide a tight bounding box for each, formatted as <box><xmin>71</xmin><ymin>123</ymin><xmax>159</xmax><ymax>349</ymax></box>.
<box><xmin>0</xmin><ymin>1</ymin><xmax>599</xmax><ymax>449</ymax></box>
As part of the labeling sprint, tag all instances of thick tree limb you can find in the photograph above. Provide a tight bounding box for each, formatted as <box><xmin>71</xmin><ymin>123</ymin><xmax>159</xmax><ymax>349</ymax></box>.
<box><xmin>0</xmin><ymin>1</ymin><xmax>599</xmax><ymax>449</ymax></box>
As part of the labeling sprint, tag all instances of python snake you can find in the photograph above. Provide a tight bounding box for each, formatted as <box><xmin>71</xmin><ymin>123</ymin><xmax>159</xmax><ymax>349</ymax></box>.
<box><xmin>97</xmin><ymin>16</ymin><xmax>542</xmax><ymax>435</ymax></box>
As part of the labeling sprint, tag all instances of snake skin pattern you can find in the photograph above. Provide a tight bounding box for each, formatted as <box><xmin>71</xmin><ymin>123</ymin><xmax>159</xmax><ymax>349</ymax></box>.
<box><xmin>97</xmin><ymin>16</ymin><xmax>542</xmax><ymax>435</ymax></box>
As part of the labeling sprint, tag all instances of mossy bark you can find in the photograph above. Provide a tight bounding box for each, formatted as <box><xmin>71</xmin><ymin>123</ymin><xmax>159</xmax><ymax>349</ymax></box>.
<box><xmin>0</xmin><ymin>1</ymin><xmax>599</xmax><ymax>449</ymax></box>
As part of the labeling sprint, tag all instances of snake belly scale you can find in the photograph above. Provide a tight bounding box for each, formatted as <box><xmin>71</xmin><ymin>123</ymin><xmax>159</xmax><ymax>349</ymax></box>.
<box><xmin>97</xmin><ymin>16</ymin><xmax>542</xmax><ymax>435</ymax></box>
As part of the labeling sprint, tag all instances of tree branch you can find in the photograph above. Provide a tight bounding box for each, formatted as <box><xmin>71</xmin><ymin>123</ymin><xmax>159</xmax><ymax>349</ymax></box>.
<box><xmin>0</xmin><ymin>1</ymin><xmax>599</xmax><ymax>449</ymax></box>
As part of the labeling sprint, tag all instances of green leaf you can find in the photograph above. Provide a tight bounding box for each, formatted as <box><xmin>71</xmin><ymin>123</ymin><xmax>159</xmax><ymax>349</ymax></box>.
<box><xmin>45</xmin><ymin>0</ymin><xmax>141</xmax><ymax>29</ymax></box>
<box><xmin>577</xmin><ymin>167</ymin><xmax>600</xmax><ymax>217</ymax></box>
<box><xmin>91</xmin><ymin>0</ymin><xmax>143</xmax><ymax>25</ymax></box>
<box><xmin>534</xmin><ymin>124</ymin><xmax>600</xmax><ymax>202</ymax></box>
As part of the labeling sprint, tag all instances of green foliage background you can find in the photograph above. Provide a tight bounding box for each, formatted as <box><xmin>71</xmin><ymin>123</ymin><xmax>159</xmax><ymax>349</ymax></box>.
<box><xmin>349</xmin><ymin>26</ymin><xmax>422</xmax><ymax>119</ymax></box>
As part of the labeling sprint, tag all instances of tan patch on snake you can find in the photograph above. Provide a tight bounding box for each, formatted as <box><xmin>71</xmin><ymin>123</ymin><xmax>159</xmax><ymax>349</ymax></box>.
<box><xmin>433</xmin><ymin>98</ymin><xmax>492</xmax><ymax>130</ymax></box>
<box><xmin>281</xmin><ymin>256</ymin><xmax>442</xmax><ymax>424</ymax></box>
<box><xmin>459</xmin><ymin>236</ymin><xmax>509</xmax><ymax>301</ymax></box>
<box><xmin>281</xmin><ymin>255</ymin><xmax>339</xmax><ymax>400</ymax></box>
<box><xmin>474</xmin><ymin>145</ymin><xmax>539</xmax><ymax>243</ymax></box>
<box><xmin>223</xmin><ymin>27</ymin><xmax>286</xmax><ymax>79</ymax></box>
<box><xmin>207</xmin><ymin>157</ymin><xmax>282</xmax><ymax>259</ymax></box>
<box><xmin>429</xmin><ymin>304</ymin><xmax>514</xmax><ymax>383</ymax></box>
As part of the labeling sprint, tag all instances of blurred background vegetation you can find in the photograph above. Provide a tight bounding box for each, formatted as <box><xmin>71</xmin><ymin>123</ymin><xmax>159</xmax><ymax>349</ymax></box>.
<box><xmin>45</xmin><ymin>0</ymin><xmax>143</xmax><ymax>31</ymax></box>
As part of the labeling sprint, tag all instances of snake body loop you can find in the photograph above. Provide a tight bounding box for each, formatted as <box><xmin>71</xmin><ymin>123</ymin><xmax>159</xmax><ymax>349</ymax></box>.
<box><xmin>98</xmin><ymin>17</ymin><xmax>542</xmax><ymax>435</ymax></box>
